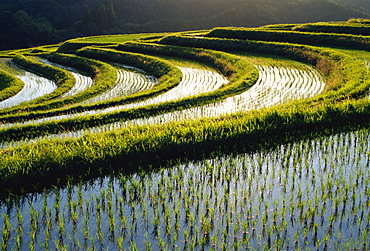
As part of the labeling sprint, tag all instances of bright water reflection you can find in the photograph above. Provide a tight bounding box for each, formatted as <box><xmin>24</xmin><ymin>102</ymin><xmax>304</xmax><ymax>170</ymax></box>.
<box><xmin>0</xmin><ymin>129</ymin><xmax>369</xmax><ymax>250</ymax></box>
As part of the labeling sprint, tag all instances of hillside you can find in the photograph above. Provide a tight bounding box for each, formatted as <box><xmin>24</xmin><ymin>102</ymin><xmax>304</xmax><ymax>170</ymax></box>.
<box><xmin>0</xmin><ymin>0</ymin><xmax>370</xmax><ymax>50</ymax></box>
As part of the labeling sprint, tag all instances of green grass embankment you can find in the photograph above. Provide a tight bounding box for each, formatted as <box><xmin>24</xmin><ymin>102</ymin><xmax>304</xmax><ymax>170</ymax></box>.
<box><xmin>205</xmin><ymin>27</ymin><xmax>370</xmax><ymax>50</ymax></box>
<box><xmin>291</xmin><ymin>22</ymin><xmax>370</xmax><ymax>35</ymax></box>
<box><xmin>57</xmin><ymin>41</ymin><xmax>117</xmax><ymax>53</ymax></box>
<box><xmin>0</xmin><ymin>69</ymin><xmax>24</xmax><ymax>102</ymax></box>
<box><xmin>56</xmin><ymin>33</ymin><xmax>171</xmax><ymax>52</ymax></box>
<box><xmin>263</xmin><ymin>20</ymin><xmax>370</xmax><ymax>35</ymax></box>
<box><xmin>116</xmin><ymin>42</ymin><xmax>238</xmax><ymax>79</ymax></box>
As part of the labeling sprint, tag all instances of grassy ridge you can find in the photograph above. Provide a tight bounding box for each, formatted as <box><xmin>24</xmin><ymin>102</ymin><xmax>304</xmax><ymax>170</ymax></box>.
<box><xmin>206</xmin><ymin>27</ymin><xmax>370</xmax><ymax>50</ymax></box>
<box><xmin>56</xmin><ymin>33</ymin><xmax>170</xmax><ymax>52</ymax></box>
<box><xmin>0</xmin><ymin>69</ymin><xmax>24</xmax><ymax>102</ymax></box>
<box><xmin>76</xmin><ymin>46</ymin><xmax>176</xmax><ymax>78</ymax></box>
<box><xmin>116</xmin><ymin>42</ymin><xmax>238</xmax><ymax>78</ymax></box>
<box><xmin>292</xmin><ymin>23</ymin><xmax>370</xmax><ymax>35</ymax></box>
<box><xmin>291</xmin><ymin>19</ymin><xmax>370</xmax><ymax>35</ymax></box>
<box><xmin>263</xmin><ymin>19</ymin><xmax>370</xmax><ymax>35</ymax></box>
<box><xmin>57</xmin><ymin>41</ymin><xmax>118</xmax><ymax>53</ymax></box>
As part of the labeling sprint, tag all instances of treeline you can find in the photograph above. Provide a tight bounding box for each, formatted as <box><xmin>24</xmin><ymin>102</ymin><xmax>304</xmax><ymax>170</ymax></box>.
<box><xmin>1</xmin><ymin>0</ymin><xmax>370</xmax><ymax>50</ymax></box>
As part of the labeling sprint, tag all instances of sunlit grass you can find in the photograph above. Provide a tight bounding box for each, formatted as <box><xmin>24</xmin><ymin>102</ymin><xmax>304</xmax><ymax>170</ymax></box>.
<box><xmin>73</xmin><ymin>33</ymin><xmax>171</xmax><ymax>43</ymax></box>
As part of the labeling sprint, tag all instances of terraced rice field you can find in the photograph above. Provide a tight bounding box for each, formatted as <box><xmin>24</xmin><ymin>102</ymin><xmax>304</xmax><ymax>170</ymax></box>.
<box><xmin>170</xmin><ymin>64</ymin><xmax>325</xmax><ymax>118</ymax></box>
<box><xmin>0</xmin><ymin>22</ymin><xmax>370</xmax><ymax>250</ymax></box>
<box><xmin>82</xmin><ymin>65</ymin><xmax>157</xmax><ymax>105</ymax></box>
<box><xmin>86</xmin><ymin>66</ymin><xmax>228</xmax><ymax>111</ymax></box>
<box><xmin>0</xmin><ymin>61</ymin><xmax>324</xmax><ymax>149</ymax></box>
<box><xmin>38</xmin><ymin>59</ymin><xmax>94</xmax><ymax>99</ymax></box>
<box><xmin>0</xmin><ymin>62</ymin><xmax>57</xmax><ymax>109</ymax></box>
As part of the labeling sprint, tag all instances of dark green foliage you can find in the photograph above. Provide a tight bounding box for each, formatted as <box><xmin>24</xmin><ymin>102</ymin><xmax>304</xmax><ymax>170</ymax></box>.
<box><xmin>0</xmin><ymin>10</ymin><xmax>78</xmax><ymax>51</ymax></box>
<box><xmin>1</xmin><ymin>0</ymin><xmax>370</xmax><ymax>50</ymax></box>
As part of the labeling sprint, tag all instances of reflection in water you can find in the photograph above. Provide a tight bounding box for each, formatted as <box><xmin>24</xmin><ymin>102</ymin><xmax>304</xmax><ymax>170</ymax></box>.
<box><xmin>0</xmin><ymin>128</ymin><xmax>369</xmax><ymax>250</ymax></box>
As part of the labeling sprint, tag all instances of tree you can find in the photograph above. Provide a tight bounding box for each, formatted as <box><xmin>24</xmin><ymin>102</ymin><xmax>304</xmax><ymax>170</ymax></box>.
<box><xmin>78</xmin><ymin>5</ymin><xmax>98</xmax><ymax>35</ymax></box>
<box><xmin>82</xmin><ymin>5</ymin><xmax>93</xmax><ymax>25</ymax></box>
<box><xmin>106</xmin><ymin>0</ymin><xmax>116</xmax><ymax>26</ymax></box>
<box><xmin>55</xmin><ymin>15</ymin><xmax>73</xmax><ymax>30</ymax></box>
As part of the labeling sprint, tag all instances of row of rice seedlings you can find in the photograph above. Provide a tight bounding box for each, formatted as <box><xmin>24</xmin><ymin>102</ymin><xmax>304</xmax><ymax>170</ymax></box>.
<box><xmin>0</xmin><ymin>63</ymin><xmax>57</xmax><ymax>110</ymax></box>
<box><xmin>81</xmin><ymin>64</ymin><xmax>157</xmax><ymax>105</ymax></box>
<box><xmin>190</xmin><ymin>64</ymin><xmax>324</xmax><ymax>116</ymax></box>
<box><xmin>0</xmin><ymin>128</ymin><xmax>368</xmax><ymax>250</ymax></box>
<box><xmin>37</xmin><ymin>58</ymin><xmax>94</xmax><ymax>99</ymax></box>
<box><xmin>337</xmin><ymin>49</ymin><xmax>370</xmax><ymax>97</ymax></box>
<box><xmin>109</xmin><ymin>66</ymin><xmax>227</xmax><ymax>109</ymax></box>
<box><xmin>51</xmin><ymin>66</ymin><xmax>228</xmax><ymax>117</ymax></box>
<box><xmin>0</xmin><ymin>66</ymin><xmax>227</xmax><ymax>130</ymax></box>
